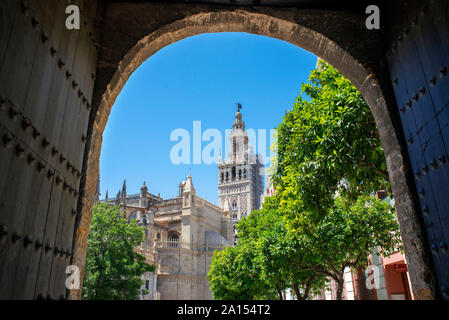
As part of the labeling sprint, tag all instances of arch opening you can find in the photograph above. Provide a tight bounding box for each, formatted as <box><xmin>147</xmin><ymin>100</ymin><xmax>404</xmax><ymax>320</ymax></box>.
<box><xmin>72</xmin><ymin>7</ymin><xmax>432</xmax><ymax>300</ymax></box>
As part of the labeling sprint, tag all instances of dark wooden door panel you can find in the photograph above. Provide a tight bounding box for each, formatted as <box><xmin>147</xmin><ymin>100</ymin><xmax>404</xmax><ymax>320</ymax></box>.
<box><xmin>387</xmin><ymin>0</ymin><xmax>449</xmax><ymax>298</ymax></box>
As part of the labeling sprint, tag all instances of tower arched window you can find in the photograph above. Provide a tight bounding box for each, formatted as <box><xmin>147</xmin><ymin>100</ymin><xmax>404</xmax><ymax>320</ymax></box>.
<box><xmin>168</xmin><ymin>233</ymin><xmax>179</xmax><ymax>247</ymax></box>
<box><xmin>243</xmin><ymin>169</ymin><xmax>247</xmax><ymax>179</ymax></box>
<box><xmin>239</xmin><ymin>169</ymin><xmax>242</xmax><ymax>179</ymax></box>
<box><xmin>232</xmin><ymin>166</ymin><xmax>236</xmax><ymax>180</ymax></box>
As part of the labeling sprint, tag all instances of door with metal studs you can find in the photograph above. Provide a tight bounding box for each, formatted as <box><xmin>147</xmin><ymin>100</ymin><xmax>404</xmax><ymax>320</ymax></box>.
<box><xmin>387</xmin><ymin>1</ymin><xmax>449</xmax><ymax>299</ymax></box>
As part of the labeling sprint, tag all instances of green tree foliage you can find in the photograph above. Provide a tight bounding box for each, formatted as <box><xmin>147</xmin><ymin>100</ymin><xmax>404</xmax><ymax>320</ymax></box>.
<box><xmin>242</xmin><ymin>197</ymin><xmax>327</xmax><ymax>300</ymax></box>
<box><xmin>274</xmin><ymin>60</ymin><xmax>389</xmax><ymax>222</ymax></box>
<box><xmin>208</xmin><ymin>197</ymin><xmax>326</xmax><ymax>300</ymax></box>
<box><xmin>302</xmin><ymin>195</ymin><xmax>402</xmax><ymax>299</ymax></box>
<box><xmin>270</xmin><ymin>60</ymin><xmax>402</xmax><ymax>299</ymax></box>
<box><xmin>207</xmin><ymin>242</ymin><xmax>276</xmax><ymax>300</ymax></box>
<box><xmin>82</xmin><ymin>203</ymin><xmax>155</xmax><ymax>300</ymax></box>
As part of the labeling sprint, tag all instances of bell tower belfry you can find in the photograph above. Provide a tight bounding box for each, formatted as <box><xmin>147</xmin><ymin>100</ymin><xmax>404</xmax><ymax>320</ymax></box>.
<box><xmin>217</xmin><ymin>104</ymin><xmax>264</xmax><ymax>244</ymax></box>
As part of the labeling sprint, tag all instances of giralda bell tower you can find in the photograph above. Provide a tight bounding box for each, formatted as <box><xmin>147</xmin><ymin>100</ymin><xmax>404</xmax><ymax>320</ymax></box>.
<box><xmin>217</xmin><ymin>104</ymin><xmax>264</xmax><ymax>243</ymax></box>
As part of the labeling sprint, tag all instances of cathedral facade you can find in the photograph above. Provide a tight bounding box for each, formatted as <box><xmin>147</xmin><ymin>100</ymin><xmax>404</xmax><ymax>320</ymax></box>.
<box><xmin>100</xmin><ymin>174</ymin><xmax>233</xmax><ymax>300</ymax></box>
<box><xmin>96</xmin><ymin>108</ymin><xmax>262</xmax><ymax>298</ymax></box>
<box><xmin>218</xmin><ymin>109</ymin><xmax>264</xmax><ymax>243</ymax></box>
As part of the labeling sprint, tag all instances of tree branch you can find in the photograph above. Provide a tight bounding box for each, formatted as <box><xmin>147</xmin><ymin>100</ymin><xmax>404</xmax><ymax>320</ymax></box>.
<box><xmin>360</xmin><ymin>161</ymin><xmax>389</xmax><ymax>180</ymax></box>
<box><xmin>303</xmin><ymin>274</ymin><xmax>316</xmax><ymax>300</ymax></box>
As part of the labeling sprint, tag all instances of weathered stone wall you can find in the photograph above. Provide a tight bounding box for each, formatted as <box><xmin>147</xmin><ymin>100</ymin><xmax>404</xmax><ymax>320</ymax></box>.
<box><xmin>200</xmin><ymin>200</ymin><xmax>225</xmax><ymax>235</ymax></box>
<box><xmin>156</xmin><ymin>248</ymin><xmax>213</xmax><ymax>300</ymax></box>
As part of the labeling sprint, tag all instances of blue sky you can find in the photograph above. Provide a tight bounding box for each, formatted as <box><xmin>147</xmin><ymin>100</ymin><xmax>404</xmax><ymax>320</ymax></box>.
<box><xmin>100</xmin><ymin>32</ymin><xmax>317</xmax><ymax>204</ymax></box>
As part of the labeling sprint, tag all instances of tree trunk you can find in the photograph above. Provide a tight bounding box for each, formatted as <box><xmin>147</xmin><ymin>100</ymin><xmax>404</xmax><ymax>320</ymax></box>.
<box><xmin>293</xmin><ymin>283</ymin><xmax>303</xmax><ymax>300</ymax></box>
<box><xmin>353</xmin><ymin>266</ymin><xmax>371</xmax><ymax>300</ymax></box>
<box><xmin>302</xmin><ymin>275</ymin><xmax>316</xmax><ymax>300</ymax></box>
<box><xmin>336</xmin><ymin>279</ymin><xmax>344</xmax><ymax>300</ymax></box>
<box><xmin>276</xmin><ymin>286</ymin><xmax>284</xmax><ymax>300</ymax></box>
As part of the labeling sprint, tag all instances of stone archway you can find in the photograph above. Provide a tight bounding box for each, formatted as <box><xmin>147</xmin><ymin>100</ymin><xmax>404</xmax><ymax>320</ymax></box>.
<box><xmin>72</xmin><ymin>3</ymin><xmax>435</xmax><ymax>299</ymax></box>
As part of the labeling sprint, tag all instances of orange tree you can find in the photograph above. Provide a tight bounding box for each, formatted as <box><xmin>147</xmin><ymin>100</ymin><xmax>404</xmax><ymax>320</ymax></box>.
<box><xmin>301</xmin><ymin>195</ymin><xmax>402</xmax><ymax>299</ymax></box>
<box><xmin>82</xmin><ymin>203</ymin><xmax>155</xmax><ymax>300</ymax></box>
<box><xmin>208</xmin><ymin>197</ymin><xmax>326</xmax><ymax>300</ymax></box>
<box><xmin>274</xmin><ymin>60</ymin><xmax>389</xmax><ymax>224</ymax></box>
<box><xmin>272</xmin><ymin>60</ymin><xmax>401</xmax><ymax>299</ymax></box>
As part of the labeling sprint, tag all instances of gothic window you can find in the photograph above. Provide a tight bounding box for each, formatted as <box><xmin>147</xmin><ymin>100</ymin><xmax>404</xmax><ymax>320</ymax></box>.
<box><xmin>239</xmin><ymin>169</ymin><xmax>242</xmax><ymax>179</ymax></box>
<box><xmin>243</xmin><ymin>168</ymin><xmax>247</xmax><ymax>179</ymax></box>
<box><xmin>221</xmin><ymin>172</ymin><xmax>224</xmax><ymax>183</ymax></box>
<box><xmin>232</xmin><ymin>166</ymin><xmax>236</xmax><ymax>180</ymax></box>
<box><xmin>156</xmin><ymin>233</ymin><xmax>161</xmax><ymax>241</ymax></box>
<box><xmin>168</xmin><ymin>233</ymin><xmax>179</xmax><ymax>247</ymax></box>
<box><xmin>226</xmin><ymin>171</ymin><xmax>229</xmax><ymax>182</ymax></box>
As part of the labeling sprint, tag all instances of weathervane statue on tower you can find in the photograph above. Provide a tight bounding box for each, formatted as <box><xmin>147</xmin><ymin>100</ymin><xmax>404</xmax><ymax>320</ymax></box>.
<box><xmin>236</xmin><ymin>102</ymin><xmax>242</xmax><ymax>113</ymax></box>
